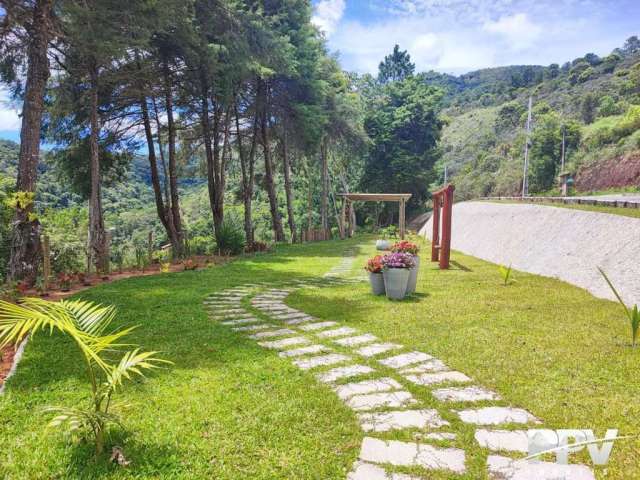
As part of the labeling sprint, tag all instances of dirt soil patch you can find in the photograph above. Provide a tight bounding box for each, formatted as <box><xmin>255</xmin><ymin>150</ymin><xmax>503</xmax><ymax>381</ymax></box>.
<box><xmin>576</xmin><ymin>151</ymin><xmax>640</xmax><ymax>191</ymax></box>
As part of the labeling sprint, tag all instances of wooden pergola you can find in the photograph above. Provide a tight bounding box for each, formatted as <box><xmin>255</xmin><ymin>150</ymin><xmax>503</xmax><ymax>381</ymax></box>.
<box><xmin>337</xmin><ymin>193</ymin><xmax>412</xmax><ymax>240</ymax></box>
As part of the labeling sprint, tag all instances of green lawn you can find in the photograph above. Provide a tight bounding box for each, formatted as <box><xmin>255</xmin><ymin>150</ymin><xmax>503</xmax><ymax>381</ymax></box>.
<box><xmin>1</xmin><ymin>236</ymin><xmax>638</xmax><ymax>479</ymax></box>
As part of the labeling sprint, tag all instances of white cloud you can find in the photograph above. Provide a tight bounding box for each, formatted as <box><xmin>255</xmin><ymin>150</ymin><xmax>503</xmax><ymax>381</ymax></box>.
<box><xmin>483</xmin><ymin>13</ymin><xmax>542</xmax><ymax>50</ymax></box>
<box><xmin>0</xmin><ymin>89</ymin><xmax>21</xmax><ymax>131</ymax></box>
<box><xmin>312</xmin><ymin>0</ymin><xmax>346</xmax><ymax>36</ymax></box>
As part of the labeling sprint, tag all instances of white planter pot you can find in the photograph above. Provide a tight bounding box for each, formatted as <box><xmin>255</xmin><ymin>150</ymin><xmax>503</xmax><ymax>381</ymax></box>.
<box><xmin>369</xmin><ymin>272</ymin><xmax>385</xmax><ymax>295</ymax></box>
<box><xmin>376</xmin><ymin>240</ymin><xmax>391</xmax><ymax>251</ymax></box>
<box><xmin>383</xmin><ymin>268</ymin><xmax>410</xmax><ymax>300</ymax></box>
<box><xmin>406</xmin><ymin>255</ymin><xmax>420</xmax><ymax>294</ymax></box>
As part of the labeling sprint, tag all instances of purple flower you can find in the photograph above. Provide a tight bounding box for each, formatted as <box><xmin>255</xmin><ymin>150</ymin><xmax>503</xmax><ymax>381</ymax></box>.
<box><xmin>381</xmin><ymin>252</ymin><xmax>415</xmax><ymax>269</ymax></box>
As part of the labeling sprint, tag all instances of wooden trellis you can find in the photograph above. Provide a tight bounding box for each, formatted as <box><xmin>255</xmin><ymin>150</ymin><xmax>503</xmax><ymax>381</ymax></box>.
<box><xmin>337</xmin><ymin>193</ymin><xmax>412</xmax><ymax>240</ymax></box>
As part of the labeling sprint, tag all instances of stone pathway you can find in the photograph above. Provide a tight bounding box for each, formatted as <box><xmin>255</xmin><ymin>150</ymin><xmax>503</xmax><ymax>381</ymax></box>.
<box><xmin>202</xmin><ymin>251</ymin><xmax>595</xmax><ymax>479</ymax></box>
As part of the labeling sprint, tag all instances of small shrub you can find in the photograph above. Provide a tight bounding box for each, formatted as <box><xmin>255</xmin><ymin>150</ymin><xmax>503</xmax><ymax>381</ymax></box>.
<box><xmin>160</xmin><ymin>262</ymin><xmax>171</xmax><ymax>273</ymax></box>
<box><xmin>245</xmin><ymin>241</ymin><xmax>269</xmax><ymax>253</ymax></box>
<box><xmin>189</xmin><ymin>235</ymin><xmax>215</xmax><ymax>255</ymax></box>
<box><xmin>598</xmin><ymin>267</ymin><xmax>640</xmax><ymax>347</ymax></box>
<box><xmin>216</xmin><ymin>219</ymin><xmax>245</xmax><ymax>255</ymax></box>
<box><xmin>183</xmin><ymin>259</ymin><xmax>198</xmax><ymax>271</ymax></box>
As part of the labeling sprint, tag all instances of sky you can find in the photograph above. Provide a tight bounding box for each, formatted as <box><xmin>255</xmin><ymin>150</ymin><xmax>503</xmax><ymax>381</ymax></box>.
<box><xmin>312</xmin><ymin>0</ymin><xmax>640</xmax><ymax>74</ymax></box>
<box><xmin>1</xmin><ymin>1</ymin><xmax>639</xmax><ymax>142</ymax></box>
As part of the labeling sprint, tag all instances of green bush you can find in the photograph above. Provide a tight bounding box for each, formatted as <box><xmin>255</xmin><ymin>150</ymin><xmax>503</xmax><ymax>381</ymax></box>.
<box><xmin>189</xmin><ymin>235</ymin><xmax>215</xmax><ymax>255</ymax></box>
<box><xmin>215</xmin><ymin>218</ymin><xmax>245</xmax><ymax>255</ymax></box>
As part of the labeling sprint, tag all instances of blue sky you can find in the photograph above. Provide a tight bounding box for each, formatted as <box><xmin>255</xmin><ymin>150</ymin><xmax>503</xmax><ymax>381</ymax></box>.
<box><xmin>1</xmin><ymin>1</ymin><xmax>639</xmax><ymax>142</ymax></box>
<box><xmin>312</xmin><ymin>0</ymin><xmax>640</xmax><ymax>73</ymax></box>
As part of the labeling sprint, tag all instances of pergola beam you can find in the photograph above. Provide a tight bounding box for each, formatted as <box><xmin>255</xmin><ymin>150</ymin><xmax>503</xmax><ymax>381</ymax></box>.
<box><xmin>337</xmin><ymin>192</ymin><xmax>412</xmax><ymax>240</ymax></box>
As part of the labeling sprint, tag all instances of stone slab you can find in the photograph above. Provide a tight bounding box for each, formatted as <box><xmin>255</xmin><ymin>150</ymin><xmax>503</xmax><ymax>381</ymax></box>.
<box><xmin>487</xmin><ymin>455</ymin><xmax>595</xmax><ymax>480</ymax></box>
<box><xmin>346</xmin><ymin>391</ymin><xmax>416</xmax><ymax>411</ymax></box>
<box><xmin>220</xmin><ymin>317</ymin><xmax>260</xmax><ymax>326</ymax></box>
<box><xmin>400</xmin><ymin>359</ymin><xmax>449</xmax><ymax>374</ymax></box>
<box><xmin>298</xmin><ymin>321</ymin><xmax>338</xmax><ymax>331</ymax></box>
<box><xmin>356</xmin><ymin>343</ymin><xmax>402</xmax><ymax>358</ymax></box>
<box><xmin>359</xmin><ymin>437</ymin><xmax>466</xmax><ymax>474</ymax></box>
<box><xmin>475</xmin><ymin>429</ymin><xmax>529</xmax><ymax>453</ymax></box>
<box><xmin>316</xmin><ymin>365</ymin><xmax>376</xmax><ymax>383</ymax></box>
<box><xmin>317</xmin><ymin>327</ymin><xmax>358</xmax><ymax>338</ymax></box>
<box><xmin>334</xmin><ymin>334</ymin><xmax>378</xmax><ymax>347</ymax></box>
<box><xmin>249</xmin><ymin>329</ymin><xmax>296</xmax><ymax>339</ymax></box>
<box><xmin>405</xmin><ymin>371</ymin><xmax>471</xmax><ymax>386</ymax></box>
<box><xmin>278</xmin><ymin>344</ymin><xmax>331</xmax><ymax>358</ymax></box>
<box><xmin>258</xmin><ymin>337</ymin><xmax>310</xmax><ymax>349</ymax></box>
<box><xmin>283</xmin><ymin>316</ymin><xmax>315</xmax><ymax>325</ymax></box>
<box><xmin>457</xmin><ymin>407</ymin><xmax>539</xmax><ymax>426</ymax></box>
<box><xmin>359</xmin><ymin>409</ymin><xmax>449</xmax><ymax>433</ymax></box>
<box><xmin>432</xmin><ymin>385</ymin><xmax>499</xmax><ymax>402</ymax></box>
<box><xmin>232</xmin><ymin>324</ymin><xmax>274</xmax><ymax>332</ymax></box>
<box><xmin>379</xmin><ymin>352</ymin><xmax>432</xmax><ymax>369</ymax></box>
<box><xmin>292</xmin><ymin>353</ymin><xmax>351</xmax><ymax>370</ymax></box>
<box><xmin>334</xmin><ymin>378</ymin><xmax>402</xmax><ymax>400</ymax></box>
<box><xmin>347</xmin><ymin>461</ymin><xmax>421</xmax><ymax>480</ymax></box>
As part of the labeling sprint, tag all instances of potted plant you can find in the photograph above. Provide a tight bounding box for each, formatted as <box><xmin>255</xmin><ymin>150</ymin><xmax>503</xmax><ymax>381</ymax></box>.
<box><xmin>391</xmin><ymin>241</ymin><xmax>420</xmax><ymax>294</ymax></box>
<box><xmin>364</xmin><ymin>255</ymin><xmax>385</xmax><ymax>295</ymax></box>
<box><xmin>381</xmin><ymin>252</ymin><xmax>415</xmax><ymax>300</ymax></box>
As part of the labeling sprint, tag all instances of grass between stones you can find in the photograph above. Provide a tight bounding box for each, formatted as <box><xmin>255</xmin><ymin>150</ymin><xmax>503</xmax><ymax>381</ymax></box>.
<box><xmin>1</xmin><ymin>235</ymin><xmax>638</xmax><ymax>479</ymax></box>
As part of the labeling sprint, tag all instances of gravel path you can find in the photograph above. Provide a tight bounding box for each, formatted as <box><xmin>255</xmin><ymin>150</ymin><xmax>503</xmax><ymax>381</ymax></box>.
<box><xmin>420</xmin><ymin>201</ymin><xmax>640</xmax><ymax>306</ymax></box>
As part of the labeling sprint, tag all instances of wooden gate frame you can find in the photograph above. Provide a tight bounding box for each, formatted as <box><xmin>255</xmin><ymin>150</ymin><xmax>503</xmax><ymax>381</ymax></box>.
<box><xmin>337</xmin><ymin>193</ymin><xmax>412</xmax><ymax>240</ymax></box>
<box><xmin>431</xmin><ymin>184</ymin><xmax>454</xmax><ymax>269</ymax></box>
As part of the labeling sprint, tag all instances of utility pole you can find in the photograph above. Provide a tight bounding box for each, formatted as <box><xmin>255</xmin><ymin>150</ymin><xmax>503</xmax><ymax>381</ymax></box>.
<box><xmin>443</xmin><ymin>164</ymin><xmax>448</xmax><ymax>185</ymax></box>
<box><xmin>560</xmin><ymin>127</ymin><xmax>566</xmax><ymax>173</ymax></box>
<box><xmin>522</xmin><ymin>96</ymin><xmax>533</xmax><ymax>198</ymax></box>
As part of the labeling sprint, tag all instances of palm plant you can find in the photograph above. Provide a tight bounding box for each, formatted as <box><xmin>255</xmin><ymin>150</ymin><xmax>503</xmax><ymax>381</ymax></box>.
<box><xmin>0</xmin><ymin>298</ymin><xmax>170</xmax><ymax>454</ymax></box>
<box><xmin>598</xmin><ymin>267</ymin><xmax>640</xmax><ymax>347</ymax></box>
<box><xmin>499</xmin><ymin>264</ymin><xmax>514</xmax><ymax>286</ymax></box>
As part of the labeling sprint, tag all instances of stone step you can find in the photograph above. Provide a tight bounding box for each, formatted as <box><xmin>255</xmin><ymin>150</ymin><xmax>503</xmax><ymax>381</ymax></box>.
<box><xmin>292</xmin><ymin>353</ymin><xmax>352</xmax><ymax>370</ymax></box>
<box><xmin>379</xmin><ymin>351</ymin><xmax>433</xmax><ymax>369</ymax></box>
<box><xmin>258</xmin><ymin>337</ymin><xmax>310</xmax><ymax>349</ymax></box>
<box><xmin>298</xmin><ymin>321</ymin><xmax>338</xmax><ymax>331</ymax></box>
<box><xmin>278</xmin><ymin>344</ymin><xmax>331</xmax><ymax>358</ymax></box>
<box><xmin>404</xmin><ymin>371</ymin><xmax>471</xmax><ymax>386</ymax></box>
<box><xmin>346</xmin><ymin>391</ymin><xmax>416</xmax><ymax>411</ymax></box>
<box><xmin>317</xmin><ymin>327</ymin><xmax>359</xmax><ymax>338</ymax></box>
<box><xmin>231</xmin><ymin>324</ymin><xmax>275</xmax><ymax>332</ymax></box>
<box><xmin>475</xmin><ymin>429</ymin><xmax>529</xmax><ymax>453</ymax></box>
<box><xmin>359</xmin><ymin>437</ymin><xmax>466</xmax><ymax>474</ymax></box>
<box><xmin>357</xmin><ymin>343</ymin><xmax>403</xmax><ymax>358</ymax></box>
<box><xmin>334</xmin><ymin>334</ymin><xmax>378</xmax><ymax>347</ymax></box>
<box><xmin>283</xmin><ymin>316</ymin><xmax>315</xmax><ymax>325</ymax></box>
<box><xmin>456</xmin><ymin>407</ymin><xmax>540</xmax><ymax>425</ymax></box>
<box><xmin>249</xmin><ymin>329</ymin><xmax>296</xmax><ymax>339</ymax></box>
<box><xmin>358</xmin><ymin>409</ymin><xmax>449</xmax><ymax>433</ymax></box>
<box><xmin>347</xmin><ymin>461</ymin><xmax>421</xmax><ymax>480</ymax></box>
<box><xmin>432</xmin><ymin>386</ymin><xmax>499</xmax><ymax>402</ymax></box>
<box><xmin>220</xmin><ymin>317</ymin><xmax>261</xmax><ymax>326</ymax></box>
<box><xmin>487</xmin><ymin>455</ymin><xmax>595</xmax><ymax>479</ymax></box>
<box><xmin>334</xmin><ymin>378</ymin><xmax>402</xmax><ymax>400</ymax></box>
<box><xmin>400</xmin><ymin>359</ymin><xmax>449</xmax><ymax>374</ymax></box>
<box><xmin>316</xmin><ymin>365</ymin><xmax>376</xmax><ymax>383</ymax></box>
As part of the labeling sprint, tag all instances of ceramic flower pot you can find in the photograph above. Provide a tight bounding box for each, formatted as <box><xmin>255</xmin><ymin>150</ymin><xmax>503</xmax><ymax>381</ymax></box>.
<box><xmin>383</xmin><ymin>268</ymin><xmax>410</xmax><ymax>300</ymax></box>
<box><xmin>376</xmin><ymin>239</ymin><xmax>391</xmax><ymax>251</ymax></box>
<box><xmin>406</xmin><ymin>255</ymin><xmax>420</xmax><ymax>294</ymax></box>
<box><xmin>369</xmin><ymin>272</ymin><xmax>385</xmax><ymax>295</ymax></box>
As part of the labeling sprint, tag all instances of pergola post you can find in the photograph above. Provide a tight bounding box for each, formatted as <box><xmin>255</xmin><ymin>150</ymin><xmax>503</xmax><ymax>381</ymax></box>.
<box><xmin>399</xmin><ymin>198</ymin><xmax>406</xmax><ymax>240</ymax></box>
<box><xmin>431</xmin><ymin>196</ymin><xmax>441</xmax><ymax>262</ymax></box>
<box><xmin>339</xmin><ymin>197</ymin><xmax>346</xmax><ymax>239</ymax></box>
<box><xmin>347</xmin><ymin>200</ymin><xmax>354</xmax><ymax>237</ymax></box>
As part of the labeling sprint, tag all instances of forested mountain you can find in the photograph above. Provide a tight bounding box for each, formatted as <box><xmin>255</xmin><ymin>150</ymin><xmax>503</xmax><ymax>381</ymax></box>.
<box><xmin>429</xmin><ymin>36</ymin><xmax>640</xmax><ymax>199</ymax></box>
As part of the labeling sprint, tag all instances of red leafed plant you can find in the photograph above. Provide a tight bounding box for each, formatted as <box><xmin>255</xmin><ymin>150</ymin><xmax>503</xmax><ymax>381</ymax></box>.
<box><xmin>183</xmin><ymin>259</ymin><xmax>198</xmax><ymax>271</ymax></box>
<box><xmin>364</xmin><ymin>255</ymin><xmax>384</xmax><ymax>274</ymax></box>
<box><xmin>391</xmin><ymin>240</ymin><xmax>419</xmax><ymax>255</ymax></box>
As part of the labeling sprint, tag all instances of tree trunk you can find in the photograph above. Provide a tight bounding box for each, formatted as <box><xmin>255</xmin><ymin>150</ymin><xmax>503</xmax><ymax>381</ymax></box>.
<box><xmin>258</xmin><ymin>80</ymin><xmax>284</xmax><ymax>242</ymax></box>
<box><xmin>235</xmin><ymin>102</ymin><xmax>257</xmax><ymax>246</ymax></box>
<box><xmin>140</xmin><ymin>96</ymin><xmax>181</xmax><ymax>248</ymax></box>
<box><xmin>88</xmin><ymin>67</ymin><xmax>107</xmax><ymax>273</ymax></box>
<box><xmin>320</xmin><ymin>138</ymin><xmax>329</xmax><ymax>239</ymax></box>
<box><xmin>307</xmin><ymin>163</ymin><xmax>313</xmax><ymax>238</ymax></box>
<box><xmin>281</xmin><ymin>130</ymin><xmax>296</xmax><ymax>242</ymax></box>
<box><xmin>7</xmin><ymin>0</ymin><xmax>53</xmax><ymax>283</ymax></box>
<box><xmin>163</xmin><ymin>61</ymin><xmax>184</xmax><ymax>257</ymax></box>
<box><xmin>152</xmin><ymin>97</ymin><xmax>170</xmax><ymax>205</ymax></box>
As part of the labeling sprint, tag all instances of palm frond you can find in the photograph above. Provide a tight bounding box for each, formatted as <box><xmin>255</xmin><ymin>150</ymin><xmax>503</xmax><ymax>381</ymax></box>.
<box><xmin>598</xmin><ymin>267</ymin><xmax>631</xmax><ymax>319</ymax></box>
<box><xmin>44</xmin><ymin>405</ymin><xmax>123</xmax><ymax>432</ymax></box>
<box><xmin>105</xmin><ymin>348</ymin><xmax>172</xmax><ymax>395</ymax></box>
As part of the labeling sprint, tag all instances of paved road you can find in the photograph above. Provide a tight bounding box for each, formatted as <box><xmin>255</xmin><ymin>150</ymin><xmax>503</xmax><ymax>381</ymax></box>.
<box><xmin>569</xmin><ymin>193</ymin><xmax>640</xmax><ymax>203</ymax></box>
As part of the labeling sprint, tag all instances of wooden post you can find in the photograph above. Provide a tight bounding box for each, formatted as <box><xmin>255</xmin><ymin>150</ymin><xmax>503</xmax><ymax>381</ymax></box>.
<box><xmin>347</xmin><ymin>200</ymin><xmax>354</xmax><ymax>237</ymax></box>
<box><xmin>439</xmin><ymin>186</ymin><xmax>454</xmax><ymax>269</ymax></box>
<box><xmin>399</xmin><ymin>199</ymin><xmax>406</xmax><ymax>240</ymax></box>
<box><xmin>339</xmin><ymin>198</ymin><xmax>346</xmax><ymax>239</ymax></box>
<box><xmin>42</xmin><ymin>234</ymin><xmax>51</xmax><ymax>293</ymax></box>
<box><xmin>431</xmin><ymin>196</ymin><xmax>440</xmax><ymax>262</ymax></box>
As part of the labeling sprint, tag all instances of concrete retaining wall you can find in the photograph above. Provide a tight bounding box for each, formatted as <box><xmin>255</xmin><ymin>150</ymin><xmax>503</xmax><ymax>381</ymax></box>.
<box><xmin>419</xmin><ymin>201</ymin><xmax>640</xmax><ymax>306</ymax></box>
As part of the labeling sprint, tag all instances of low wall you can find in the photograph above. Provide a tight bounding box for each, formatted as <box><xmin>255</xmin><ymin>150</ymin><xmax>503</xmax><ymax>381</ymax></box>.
<box><xmin>419</xmin><ymin>201</ymin><xmax>640</xmax><ymax>306</ymax></box>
